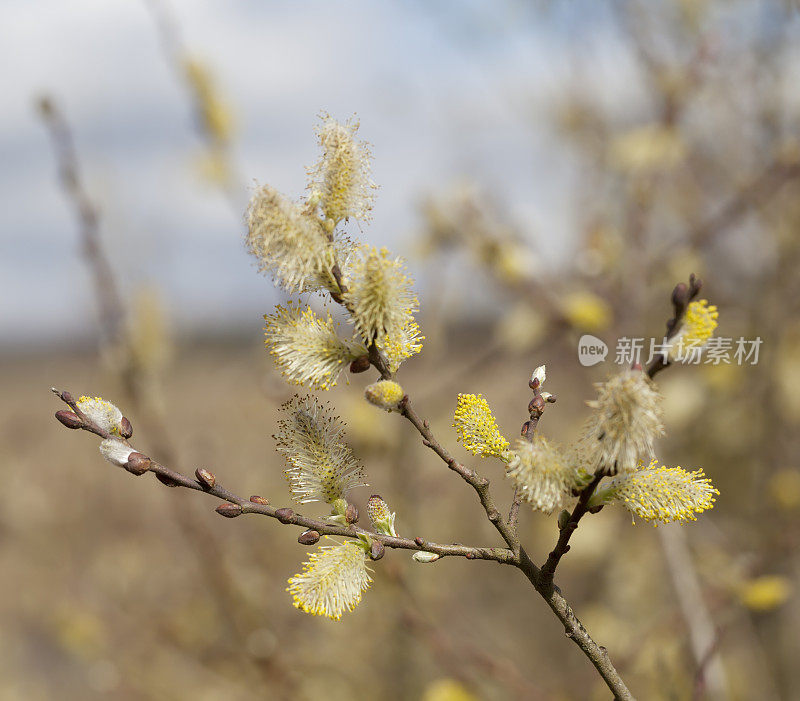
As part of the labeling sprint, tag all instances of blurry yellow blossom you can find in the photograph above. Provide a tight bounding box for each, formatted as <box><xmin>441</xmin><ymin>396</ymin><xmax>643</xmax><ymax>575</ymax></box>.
<box><xmin>274</xmin><ymin>395</ymin><xmax>365</xmax><ymax>505</ymax></box>
<box><xmin>453</xmin><ymin>393</ymin><xmax>510</xmax><ymax>459</ymax></box>
<box><xmin>422</xmin><ymin>679</ymin><xmax>478</xmax><ymax>701</ymax></box>
<box><xmin>497</xmin><ymin>302</ymin><xmax>546</xmax><ymax>351</ymax></box>
<box><xmin>307</xmin><ymin>113</ymin><xmax>377</xmax><ymax>224</ymax></box>
<box><xmin>195</xmin><ymin>150</ymin><xmax>232</xmax><ymax>187</ymax></box>
<box><xmin>264</xmin><ymin>304</ymin><xmax>366</xmax><ymax>390</ymax></box>
<box><xmin>606</xmin><ymin>458</ymin><xmax>718</xmax><ymax>525</ymax></box>
<box><xmin>610</xmin><ymin>125</ymin><xmax>686</xmax><ymax>173</ymax></box>
<box><xmin>665</xmin><ymin>249</ymin><xmax>705</xmax><ymax>288</ymax></box>
<box><xmin>127</xmin><ymin>286</ymin><xmax>172</xmax><ymax>376</ymax></box>
<box><xmin>776</xmin><ymin>322</ymin><xmax>800</xmax><ymax>422</ymax></box>
<box><xmin>702</xmin><ymin>360</ymin><xmax>739</xmax><ymax>392</ymax></box>
<box><xmin>492</xmin><ymin>241</ymin><xmax>533</xmax><ymax>283</ymax></box>
<box><xmin>738</xmin><ymin>576</ymin><xmax>792</xmax><ymax>612</ymax></box>
<box><xmin>182</xmin><ymin>57</ymin><xmax>235</xmax><ymax>144</ymax></box>
<box><xmin>53</xmin><ymin>606</ymin><xmax>106</xmax><ymax>659</ymax></box>
<box><xmin>659</xmin><ymin>375</ymin><xmax>706</xmax><ymax>430</ymax></box>
<box><xmin>339</xmin><ymin>394</ymin><xmax>398</xmax><ymax>452</ymax></box>
<box><xmin>768</xmin><ymin>469</ymin><xmax>800</xmax><ymax>511</ymax></box>
<box><xmin>561</xmin><ymin>291</ymin><xmax>613</xmax><ymax>332</ymax></box>
<box><xmin>287</xmin><ymin>539</ymin><xmax>372</xmax><ymax>620</ymax></box>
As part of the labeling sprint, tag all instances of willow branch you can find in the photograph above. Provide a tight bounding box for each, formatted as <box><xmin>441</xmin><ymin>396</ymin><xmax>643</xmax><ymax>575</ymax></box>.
<box><xmin>386</xmin><ymin>381</ymin><xmax>632</xmax><ymax>698</ymax></box>
<box><xmin>51</xmin><ymin>388</ymin><xmax>515</xmax><ymax>565</ymax></box>
<box><xmin>397</xmin><ymin>395</ymin><xmax>521</xmax><ymax>554</ymax></box>
<box><xmin>542</xmin><ymin>274</ymin><xmax>704</xmax><ymax>588</ymax></box>
<box><xmin>539</xmin><ymin>473</ymin><xmax>604</xmax><ymax>587</ymax></box>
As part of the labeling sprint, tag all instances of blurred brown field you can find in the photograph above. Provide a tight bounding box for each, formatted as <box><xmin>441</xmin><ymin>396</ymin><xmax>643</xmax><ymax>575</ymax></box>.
<box><xmin>2</xmin><ymin>314</ymin><xmax>799</xmax><ymax>699</ymax></box>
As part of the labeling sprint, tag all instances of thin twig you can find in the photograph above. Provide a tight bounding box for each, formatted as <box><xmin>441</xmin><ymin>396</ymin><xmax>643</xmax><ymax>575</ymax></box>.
<box><xmin>52</xmin><ymin>388</ymin><xmax>515</xmax><ymax>565</ymax></box>
<box><xmin>691</xmin><ymin>160</ymin><xmax>800</xmax><ymax>248</ymax></box>
<box><xmin>38</xmin><ymin>97</ymin><xmax>126</xmax><ymax>348</ymax></box>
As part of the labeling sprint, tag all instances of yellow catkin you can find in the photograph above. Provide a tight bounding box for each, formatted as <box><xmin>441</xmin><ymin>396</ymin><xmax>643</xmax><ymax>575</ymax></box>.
<box><xmin>452</xmin><ymin>393</ymin><xmax>510</xmax><ymax>459</ymax></box>
<box><xmin>264</xmin><ymin>303</ymin><xmax>366</xmax><ymax>390</ymax></box>
<box><xmin>344</xmin><ymin>245</ymin><xmax>419</xmax><ymax>346</ymax></box>
<box><xmin>669</xmin><ymin>299</ymin><xmax>719</xmax><ymax>360</ymax></box>
<box><xmin>307</xmin><ymin>113</ymin><xmax>377</xmax><ymax>224</ymax></box>
<box><xmin>274</xmin><ymin>395</ymin><xmax>365</xmax><ymax>504</ymax></box>
<box><xmin>610</xmin><ymin>459</ymin><xmax>718</xmax><ymax>525</ymax></box>
<box><xmin>364</xmin><ymin>380</ymin><xmax>405</xmax><ymax>411</ymax></box>
<box><xmin>287</xmin><ymin>539</ymin><xmax>372</xmax><ymax>620</ymax></box>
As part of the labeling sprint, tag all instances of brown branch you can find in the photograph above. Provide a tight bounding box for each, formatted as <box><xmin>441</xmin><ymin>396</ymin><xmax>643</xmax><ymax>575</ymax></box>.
<box><xmin>53</xmin><ymin>383</ymin><xmax>634</xmax><ymax>698</ymax></box>
<box><xmin>542</xmin><ymin>275</ymin><xmax>704</xmax><ymax>585</ymax></box>
<box><xmin>646</xmin><ymin>274</ymin><xmax>703</xmax><ymax>380</ymax></box>
<box><xmin>509</xmin><ymin>369</ymin><xmax>556</xmax><ymax>528</ymax></box>
<box><xmin>52</xmin><ymin>388</ymin><xmax>515</xmax><ymax>565</ymax></box>
<box><xmin>515</xmin><ymin>549</ymin><xmax>634</xmax><ymax>700</ymax></box>
<box><xmin>398</xmin><ymin>395</ymin><xmax>521</xmax><ymax>554</ymax></box>
<box><xmin>391</xmin><ymin>394</ymin><xmax>632</xmax><ymax>698</ymax></box>
<box><xmin>538</xmin><ymin>472</ymin><xmax>604</xmax><ymax>587</ymax></box>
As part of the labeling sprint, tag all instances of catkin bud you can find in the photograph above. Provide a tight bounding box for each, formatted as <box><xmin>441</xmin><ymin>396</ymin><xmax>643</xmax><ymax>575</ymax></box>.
<box><xmin>557</xmin><ymin>509</ymin><xmax>571</xmax><ymax>530</ymax></box>
<box><xmin>275</xmin><ymin>508</ymin><xmax>294</xmax><ymax>523</ymax></box>
<box><xmin>119</xmin><ymin>417</ymin><xmax>133</xmax><ymax>439</ymax></box>
<box><xmin>412</xmin><ymin>551</ymin><xmax>440</xmax><ymax>563</ymax></box>
<box><xmin>367</xmin><ymin>494</ymin><xmax>398</xmax><ymax>536</ymax></box>
<box><xmin>671</xmin><ymin>282</ymin><xmax>689</xmax><ymax>310</ymax></box>
<box><xmin>216</xmin><ymin>503</ymin><xmax>242</xmax><ymax>518</ymax></box>
<box><xmin>99</xmin><ymin>439</ymin><xmax>135</xmax><ymax>467</ymax></box>
<box><xmin>195</xmin><ymin>468</ymin><xmax>216</xmax><ymax>489</ymax></box>
<box><xmin>530</xmin><ymin>364</ymin><xmax>546</xmax><ymax>389</ymax></box>
<box><xmin>369</xmin><ymin>541</ymin><xmax>385</xmax><ymax>561</ymax></box>
<box><xmin>364</xmin><ymin>380</ymin><xmax>405</xmax><ymax>411</ymax></box>
<box><xmin>298</xmin><ymin>529</ymin><xmax>321</xmax><ymax>545</ymax></box>
<box><xmin>55</xmin><ymin>410</ymin><xmax>82</xmax><ymax>429</ymax></box>
<box><xmin>125</xmin><ymin>452</ymin><xmax>151</xmax><ymax>476</ymax></box>
<box><xmin>349</xmin><ymin>355</ymin><xmax>371</xmax><ymax>374</ymax></box>
<box><xmin>250</xmin><ymin>495</ymin><xmax>270</xmax><ymax>505</ymax></box>
<box><xmin>345</xmin><ymin>503</ymin><xmax>359</xmax><ymax>524</ymax></box>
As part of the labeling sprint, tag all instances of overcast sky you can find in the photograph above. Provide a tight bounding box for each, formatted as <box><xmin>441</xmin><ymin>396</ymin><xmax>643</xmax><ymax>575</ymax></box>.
<box><xmin>0</xmin><ymin>0</ymin><xmax>638</xmax><ymax>349</ymax></box>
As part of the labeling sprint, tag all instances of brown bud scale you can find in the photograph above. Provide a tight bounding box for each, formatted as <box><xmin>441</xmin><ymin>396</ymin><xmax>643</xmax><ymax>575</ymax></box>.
<box><xmin>216</xmin><ymin>503</ymin><xmax>242</xmax><ymax>518</ymax></box>
<box><xmin>125</xmin><ymin>452</ymin><xmax>151</xmax><ymax>476</ymax></box>
<box><xmin>55</xmin><ymin>410</ymin><xmax>82</xmax><ymax>429</ymax></box>
<box><xmin>369</xmin><ymin>541</ymin><xmax>385</xmax><ymax>561</ymax></box>
<box><xmin>349</xmin><ymin>355</ymin><xmax>371</xmax><ymax>374</ymax></box>
<box><xmin>249</xmin><ymin>495</ymin><xmax>269</xmax><ymax>505</ymax></box>
<box><xmin>119</xmin><ymin>417</ymin><xmax>133</xmax><ymax>439</ymax></box>
<box><xmin>298</xmin><ymin>530</ymin><xmax>320</xmax><ymax>545</ymax></box>
<box><xmin>345</xmin><ymin>503</ymin><xmax>359</xmax><ymax>524</ymax></box>
<box><xmin>195</xmin><ymin>468</ymin><xmax>216</xmax><ymax>489</ymax></box>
